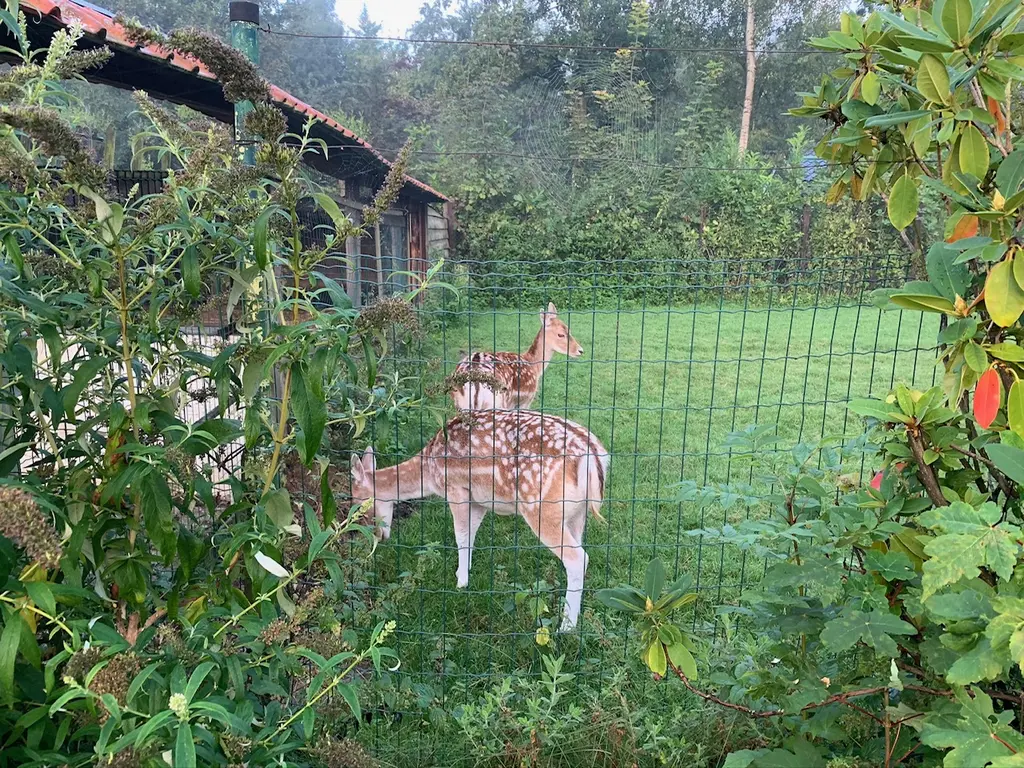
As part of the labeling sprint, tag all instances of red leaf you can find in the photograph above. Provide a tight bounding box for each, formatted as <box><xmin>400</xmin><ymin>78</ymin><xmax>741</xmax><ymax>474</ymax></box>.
<box><xmin>947</xmin><ymin>214</ymin><xmax>979</xmax><ymax>242</ymax></box>
<box><xmin>870</xmin><ymin>471</ymin><xmax>884</xmax><ymax>491</ymax></box>
<box><xmin>974</xmin><ymin>368</ymin><xmax>1002</xmax><ymax>429</ymax></box>
<box><xmin>989</xmin><ymin>97</ymin><xmax>1008</xmax><ymax>136</ymax></box>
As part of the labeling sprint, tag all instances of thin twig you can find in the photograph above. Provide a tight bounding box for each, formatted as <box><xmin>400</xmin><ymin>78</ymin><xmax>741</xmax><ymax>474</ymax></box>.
<box><xmin>894</xmin><ymin>743</ymin><xmax>920</xmax><ymax>766</ymax></box>
<box><xmin>669</xmin><ymin>662</ymin><xmax>887</xmax><ymax>718</ymax></box>
<box><xmin>907</xmin><ymin>428</ymin><xmax>948</xmax><ymax>507</ymax></box>
<box><xmin>843</xmin><ymin>698</ymin><xmax>884</xmax><ymax>725</ymax></box>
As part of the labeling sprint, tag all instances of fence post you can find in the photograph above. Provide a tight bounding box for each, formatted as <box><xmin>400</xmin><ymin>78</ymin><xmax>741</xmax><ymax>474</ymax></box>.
<box><xmin>229</xmin><ymin>0</ymin><xmax>260</xmax><ymax>166</ymax></box>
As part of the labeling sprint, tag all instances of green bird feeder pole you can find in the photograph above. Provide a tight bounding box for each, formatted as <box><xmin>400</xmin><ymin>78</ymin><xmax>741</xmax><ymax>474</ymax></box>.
<box><xmin>229</xmin><ymin>0</ymin><xmax>260</xmax><ymax>166</ymax></box>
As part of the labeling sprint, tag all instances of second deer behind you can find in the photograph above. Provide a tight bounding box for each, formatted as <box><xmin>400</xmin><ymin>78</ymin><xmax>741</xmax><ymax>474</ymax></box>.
<box><xmin>451</xmin><ymin>302</ymin><xmax>584</xmax><ymax>410</ymax></box>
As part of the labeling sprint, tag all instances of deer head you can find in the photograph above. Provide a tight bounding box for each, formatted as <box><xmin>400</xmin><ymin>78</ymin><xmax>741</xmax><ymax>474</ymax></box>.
<box><xmin>350</xmin><ymin>447</ymin><xmax>394</xmax><ymax>540</ymax></box>
<box><xmin>540</xmin><ymin>302</ymin><xmax>584</xmax><ymax>357</ymax></box>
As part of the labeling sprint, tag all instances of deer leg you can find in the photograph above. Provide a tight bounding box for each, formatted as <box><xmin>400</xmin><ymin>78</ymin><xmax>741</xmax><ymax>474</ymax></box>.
<box><xmin>520</xmin><ymin>500</ymin><xmax>588</xmax><ymax>632</ymax></box>
<box><xmin>450</xmin><ymin>493</ymin><xmax>487</xmax><ymax>589</ymax></box>
<box><xmin>566</xmin><ymin>499</ymin><xmax>588</xmax><ymax>546</ymax></box>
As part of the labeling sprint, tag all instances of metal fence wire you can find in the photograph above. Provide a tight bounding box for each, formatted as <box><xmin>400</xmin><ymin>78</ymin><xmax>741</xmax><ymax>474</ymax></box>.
<box><xmin>314</xmin><ymin>250</ymin><xmax>939</xmax><ymax>759</ymax></box>
<box><xmin>64</xmin><ymin>173</ymin><xmax>940</xmax><ymax>762</ymax></box>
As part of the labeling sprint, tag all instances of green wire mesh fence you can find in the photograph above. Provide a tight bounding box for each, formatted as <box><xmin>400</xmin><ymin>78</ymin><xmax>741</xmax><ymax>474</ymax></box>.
<box><xmin>320</xmin><ymin>251</ymin><xmax>939</xmax><ymax>758</ymax></box>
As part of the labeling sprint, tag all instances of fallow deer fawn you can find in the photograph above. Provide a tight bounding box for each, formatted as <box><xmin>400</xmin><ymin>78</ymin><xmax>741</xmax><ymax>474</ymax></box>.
<box><xmin>350</xmin><ymin>410</ymin><xmax>609</xmax><ymax>631</ymax></box>
<box><xmin>451</xmin><ymin>303</ymin><xmax>583</xmax><ymax>410</ymax></box>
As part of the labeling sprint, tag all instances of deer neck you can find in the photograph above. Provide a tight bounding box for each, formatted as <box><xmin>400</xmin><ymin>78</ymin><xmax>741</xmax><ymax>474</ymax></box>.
<box><xmin>372</xmin><ymin>455</ymin><xmax>431</xmax><ymax>501</ymax></box>
<box><xmin>524</xmin><ymin>328</ymin><xmax>555</xmax><ymax>369</ymax></box>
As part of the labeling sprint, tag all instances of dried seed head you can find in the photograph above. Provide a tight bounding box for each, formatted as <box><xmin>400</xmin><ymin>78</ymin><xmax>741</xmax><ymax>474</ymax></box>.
<box><xmin>355</xmin><ymin>296</ymin><xmax>418</xmax><ymax>335</ymax></box>
<box><xmin>0</xmin><ymin>105</ymin><xmax>105</xmax><ymax>188</ymax></box>
<box><xmin>52</xmin><ymin>47</ymin><xmax>112</xmax><ymax>79</ymax></box>
<box><xmin>244</xmin><ymin>103</ymin><xmax>287</xmax><ymax>141</ymax></box>
<box><xmin>309</xmin><ymin>736</ymin><xmax>378</xmax><ymax>768</ymax></box>
<box><xmin>362</xmin><ymin>141</ymin><xmax>412</xmax><ymax>229</ymax></box>
<box><xmin>118</xmin><ymin>18</ymin><xmax>270</xmax><ymax>106</ymax></box>
<box><xmin>64</xmin><ymin>646</ymin><xmax>103</xmax><ymax>683</ymax></box>
<box><xmin>441</xmin><ymin>367</ymin><xmax>506</xmax><ymax>396</ymax></box>
<box><xmin>0</xmin><ymin>486</ymin><xmax>63</xmax><ymax>569</ymax></box>
<box><xmin>90</xmin><ymin>652</ymin><xmax>142</xmax><ymax>721</ymax></box>
<box><xmin>102</xmin><ymin>746</ymin><xmax>147</xmax><ymax>768</ymax></box>
<box><xmin>258</xmin><ymin>617</ymin><xmax>291</xmax><ymax>646</ymax></box>
<box><xmin>133</xmin><ymin>91</ymin><xmax>192</xmax><ymax>149</ymax></box>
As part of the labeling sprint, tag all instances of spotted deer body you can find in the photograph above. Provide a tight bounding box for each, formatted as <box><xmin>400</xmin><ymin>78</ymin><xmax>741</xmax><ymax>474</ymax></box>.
<box><xmin>452</xmin><ymin>303</ymin><xmax>583</xmax><ymax>410</ymax></box>
<box><xmin>350</xmin><ymin>410</ymin><xmax>609</xmax><ymax>631</ymax></box>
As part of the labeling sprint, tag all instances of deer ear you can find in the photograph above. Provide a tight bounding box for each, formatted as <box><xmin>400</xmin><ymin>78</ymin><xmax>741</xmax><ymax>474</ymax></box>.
<box><xmin>547</xmin><ymin>302</ymin><xmax>557</xmax><ymax>314</ymax></box>
<box><xmin>362</xmin><ymin>447</ymin><xmax>376</xmax><ymax>471</ymax></box>
<box><xmin>351</xmin><ymin>452</ymin><xmax>365</xmax><ymax>480</ymax></box>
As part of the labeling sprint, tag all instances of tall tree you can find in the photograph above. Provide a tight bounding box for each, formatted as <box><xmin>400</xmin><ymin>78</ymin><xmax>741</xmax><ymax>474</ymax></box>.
<box><xmin>738</xmin><ymin>0</ymin><xmax>756</xmax><ymax>157</ymax></box>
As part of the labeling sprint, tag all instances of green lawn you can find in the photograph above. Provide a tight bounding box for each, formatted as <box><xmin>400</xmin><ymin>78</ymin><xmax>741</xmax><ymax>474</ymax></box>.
<box><xmin>366</xmin><ymin>302</ymin><xmax>938</xmax><ymax>718</ymax></box>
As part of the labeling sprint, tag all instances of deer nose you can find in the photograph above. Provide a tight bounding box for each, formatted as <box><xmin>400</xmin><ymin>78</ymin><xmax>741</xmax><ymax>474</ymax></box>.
<box><xmin>575</xmin><ymin>346</ymin><xmax>584</xmax><ymax>357</ymax></box>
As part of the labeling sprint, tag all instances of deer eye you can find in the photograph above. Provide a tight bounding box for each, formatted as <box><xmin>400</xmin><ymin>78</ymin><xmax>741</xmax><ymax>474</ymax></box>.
<box><xmin>557</xmin><ymin>333</ymin><xmax>565</xmax><ymax>338</ymax></box>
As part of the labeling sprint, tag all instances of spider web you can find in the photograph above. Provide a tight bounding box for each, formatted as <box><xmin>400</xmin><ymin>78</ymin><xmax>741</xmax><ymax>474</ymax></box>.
<box><xmin>516</xmin><ymin>56</ymin><xmax>669</xmax><ymax>211</ymax></box>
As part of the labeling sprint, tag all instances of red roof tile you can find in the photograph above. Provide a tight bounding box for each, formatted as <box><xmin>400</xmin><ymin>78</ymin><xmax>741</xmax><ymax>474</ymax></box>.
<box><xmin>17</xmin><ymin>0</ymin><xmax>447</xmax><ymax>201</ymax></box>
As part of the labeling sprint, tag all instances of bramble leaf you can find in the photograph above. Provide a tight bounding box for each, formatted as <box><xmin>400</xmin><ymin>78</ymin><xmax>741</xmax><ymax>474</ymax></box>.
<box><xmin>820</xmin><ymin>609</ymin><xmax>916</xmax><ymax>657</ymax></box>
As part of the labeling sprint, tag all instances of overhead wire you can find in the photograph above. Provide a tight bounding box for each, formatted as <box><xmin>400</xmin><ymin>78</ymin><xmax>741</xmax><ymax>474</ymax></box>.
<box><xmin>258</xmin><ymin>25</ymin><xmax>833</xmax><ymax>56</ymax></box>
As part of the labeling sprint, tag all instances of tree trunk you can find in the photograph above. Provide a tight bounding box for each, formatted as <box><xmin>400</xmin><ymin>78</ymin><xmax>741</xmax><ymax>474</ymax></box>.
<box><xmin>738</xmin><ymin>0</ymin><xmax>756</xmax><ymax>158</ymax></box>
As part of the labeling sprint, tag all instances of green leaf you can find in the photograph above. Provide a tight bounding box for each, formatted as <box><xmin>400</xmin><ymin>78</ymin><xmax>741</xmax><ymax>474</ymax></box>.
<box><xmin>847</xmin><ymin>398</ymin><xmax>904</xmax><ymax>421</ymax></box>
<box><xmin>174</xmin><ymin>722</ymin><xmax>197</xmax><ymax>768</ymax></box>
<box><xmin>889</xmin><ymin>292</ymin><xmax>957</xmax><ymax>314</ymax></box>
<box><xmin>182</xmin><ymin>245</ymin><xmax>200</xmax><ymax>298</ymax></box>
<box><xmin>139</xmin><ymin>471</ymin><xmax>177</xmax><ymax>565</ymax></box>
<box><xmin>864</xmin><ymin>109</ymin><xmax>932</xmax><ymax>128</ymax></box>
<box><xmin>261</xmin><ymin>488</ymin><xmax>293</xmax><ymax>529</ymax></box>
<box><xmin>25</xmin><ymin>582</ymin><xmax>55</xmax><ymax>616</ymax></box>
<box><xmin>928</xmin><ymin>589</ymin><xmax>992</xmax><ymax>620</ymax></box>
<box><xmin>947</xmin><ymin>636</ymin><xmax>1006</xmax><ymax>684</ymax></box>
<box><xmin>861</xmin><ymin>71</ymin><xmax>881</xmax><ymax>105</ymax></box>
<box><xmin>2</xmin><ymin>232</ymin><xmax>23</xmax><ymax>275</ymax></box>
<box><xmin>888</xmin><ymin>174</ymin><xmax>920</xmax><ymax>230</ymax></box>
<box><xmin>185</xmin><ymin>661</ymin><xmax>216</xmax><ymax>703</ymax></box>
<box><xmin>820</xmin><ymin>609</ymin><xmax>917</xmax><ymax>657</ymax></box>
<box><xmin>965</xmin><ymin>341</ymin><xmax>989</xmax><ymax>373</ymax></box>
<box><xmin>252</xmin><ymin>207</ymin><xmax>275</xmax><ymax>270</ymax></box>
<box><xmin>921</xmin><ymin>688</ymin><xmax>1023</xmax><ymax>767</ymax></box>
<box><xmin>595</xmin><ymin>586</ymin><xmax>648</xmax><ymax>613</ymax></box>
<box><xmin>926</xmin><ymin>243</ymin><xmax>971</xmax><ymax>301</ymax></box>
<box><xmin>879</xmin><ymin>9</ymin><xmax>955</xmax><ymax>50</ymax></box>
<box><xmin>997</xmin><ymin>148</ymin><xmax>1024</xmax><ymax>196</ymax></box>
<box><xmin>988</xmin><ymin>442</ymin><xmax>1024</xmax><ymax>485</ymax></box>
<box><xmin>722</xmin><ymin>752</ymin><xmax>762</xmax><ymax>768</ymax></box>
<box><xmin>940</xmin><ymin>0</ymin><xmax>973</xmax><ymax>41</ymax></box>
<box><xmin>666</xmin><ymin>641</ymin><xmax>697</xmax><ymax>679</ymax></box>
<box><xmin>986</xmin><ymin>259</ymin><xmax>1024</xmax><ymax>327</ymax></box>
<box><xmin>987</xmin><ymin>342</ymin><xmax>1024</xmax><ymax>362</ymax></box>
<box><xmin>959</xmin><ymin>124</ymin><xmax>991</xmax><ymax>180</ymax></box>
<box><xmin>320</xmin><ymin>468</ymin><xmax>339</xmax><ymax>529</ymax></box>
<box><xmin>312</xmin><ymin>192</ymin><xmax>354</xmax><ymax>238</ymax></box>
<box><xmin>0</xmin><ymin>613</ymin><xmax>22</xmax><ymax>704</ymax></box>
<box><xmin>644</xmin><ymin>559</ymin><xmax>665</xmax><ymax>600</ymax></box>
<box><xmin>61</xmin><ymin>357</ymin><xmax>111</xmax><ymax>420</ymax></box>
<box><xmin>863</xmin><ymin>550</ymin><xmax>916</xmax><ymax>581</ymax></box>
<box><xmin>917</xmin><ymin>54</ymin><xmax>951</xmax><ymax>104</ymax></box>
<box><xmin>920</xmin><ymin>503</ymin><xmax>1020</xmax><ymax>598</ymax></box>
<box><xmin>1008</xmin><ymin>381</ymin><xmax>1024</xmax><ymax>437</ymax></box>
<box><xmin>645</xmin><ymin>640</ymin><xmax>667</xmax><ymax>676</ymax></box>
<box><xmin>336</xmin><ymin>681</ymin><xmax>361</xmax><ymax>723</ymax></box>
<box><xmin>290</xmin><ymin>360</ymin><xmax>327</xmax><ymax>467</ymax></box>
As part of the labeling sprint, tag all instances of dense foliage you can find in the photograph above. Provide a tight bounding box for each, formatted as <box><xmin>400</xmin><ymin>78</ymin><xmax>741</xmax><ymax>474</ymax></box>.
<box><xmin>0</xmin><ymin>11</ymin><xmax>439</xmax><ymax>766</ymax></box>
<box><xmin>605</xmin><ymin>0</ymin><xmax>1024</xmax><ymax>765</ymax></box>
<box><xmin>62</xmin><ymin>0</ymin><xmax>928</xmax><ymax>305</ymax></box>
